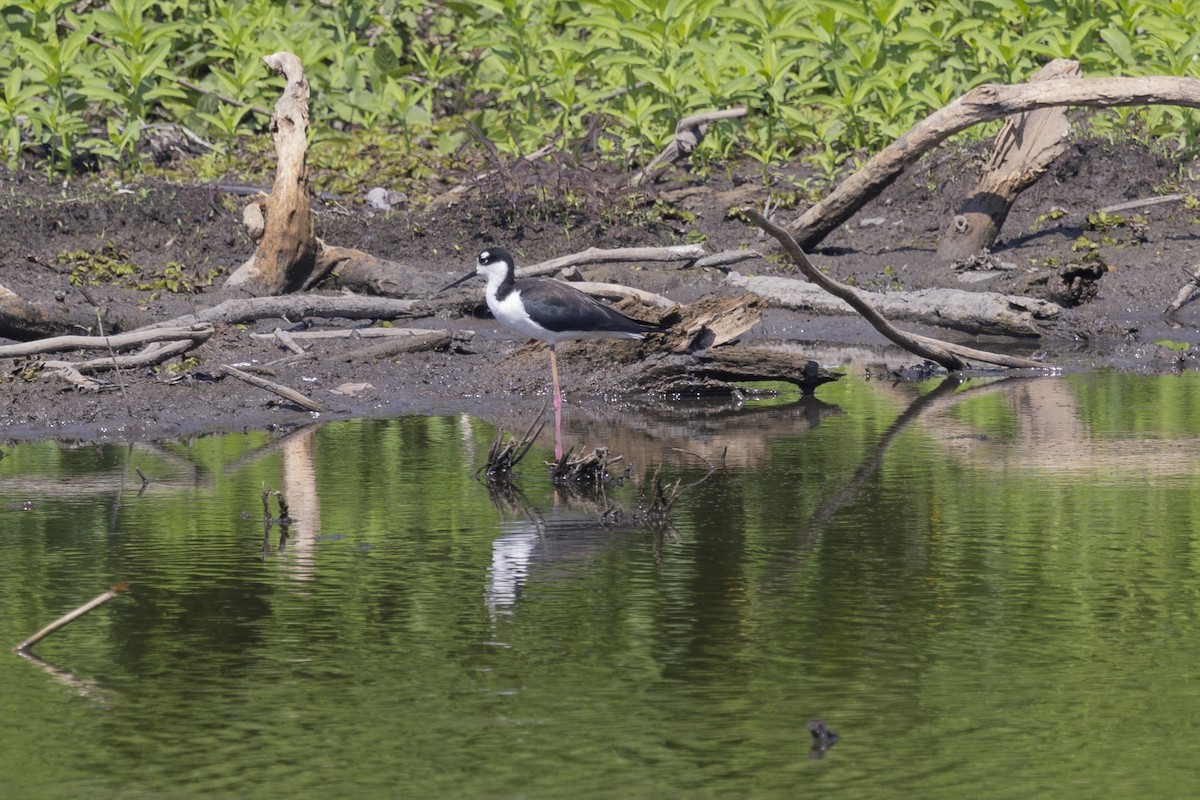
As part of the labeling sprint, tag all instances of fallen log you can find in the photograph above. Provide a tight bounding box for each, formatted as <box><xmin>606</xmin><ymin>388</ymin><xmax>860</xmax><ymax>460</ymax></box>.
<box><xmin>341</xmin><ymin>330</ymin><xmax>454</xmax><ymax>360</ymax></box>
<box><xmin>0</xmin><ymin>284</ymin><xmax>146</xmax><ymax>342</ymax></box>
<box><xmin>320</xmin><ymin>248</ymin><xmax>440</xmax><ymax>296</ymax></box>
<box><xmin>38</xmin><ymin>334</ymin><xmax>211</xmax><ymax>374</ymax></box>
<box><xmin>635</xmin><ymin>349</ymin><xmax>843</xmax><ymax>396</ymax></box>
<box><xmin>725</xmin><ymin>273</ymin><xmax>1059</xmax><ymax>337</ymax></box>
<box><xmin>789</xmin><ymin>74</ymin><xmax>1200</xmax><ymax>250</ymax></box>
<box><xmin>220</xmin><ymin>363</ymin><xmax>326</xmax><ymax>412</ymax></box>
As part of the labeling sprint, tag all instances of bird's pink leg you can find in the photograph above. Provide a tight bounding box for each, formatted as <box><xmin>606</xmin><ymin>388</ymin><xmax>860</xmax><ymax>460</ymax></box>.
<box><xmin>550</xmin><ymin>344</ymin><xmax>563</xmax><ymax>459</ymax></box>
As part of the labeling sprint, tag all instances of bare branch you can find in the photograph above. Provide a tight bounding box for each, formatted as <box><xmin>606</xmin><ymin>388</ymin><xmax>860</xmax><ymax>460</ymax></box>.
<box><xmin>744</xmin><ymin>208</ymin><xmax>1050</xmax><ymax>370</ymax></box>
<box><xmin>791</xmin><ymin>74</ymin><xmax>1200</xmax><ymax>249</ymax></box>
<box><xmin>519</xmin><ymin>244</ymin><xmax>707</xmax><ymax>278</ymax></box>
<box><xmin>219</xmin><ymin>364</ymin><xmax>326</xmax><ymax>413</ymax></box>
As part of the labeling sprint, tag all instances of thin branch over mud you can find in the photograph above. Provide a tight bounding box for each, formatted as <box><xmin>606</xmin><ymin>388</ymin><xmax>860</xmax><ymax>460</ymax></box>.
<box><xmin>220</xmin><ymin>363</ymin><xmax>326</xmax><ymax>413</ymax></box>
<box><xmin>744</xmin><ymin>208</ymin><xmax>1048</xmax><ymax>370</ymax></box>
<box><xmin>518</xmin><ymin>244</ymin><xmax>707</xmax><ymax>279</ymax></box>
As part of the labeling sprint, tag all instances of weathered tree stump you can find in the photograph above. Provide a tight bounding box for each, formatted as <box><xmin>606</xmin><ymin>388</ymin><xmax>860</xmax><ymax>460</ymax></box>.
<box><xmin>225</xmin><ymin>52</ymin><xmax>317</xmax><ymax>295</ymax></box>
<box><xmin>938</xmin><ymin>60</ymin><xmax>1082</xmax><ymax>262</ymax></box>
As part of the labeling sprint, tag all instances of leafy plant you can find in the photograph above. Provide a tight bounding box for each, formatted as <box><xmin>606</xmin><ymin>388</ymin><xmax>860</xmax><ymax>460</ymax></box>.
<box><xmin>3</xmin><ymin>0</ymin><xmax>1200</xmax><ymax>178</ymax></box>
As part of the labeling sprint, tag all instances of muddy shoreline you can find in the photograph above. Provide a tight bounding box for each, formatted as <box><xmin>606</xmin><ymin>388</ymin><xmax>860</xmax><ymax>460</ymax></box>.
<box><xmin>3</xmin><ymin>139</ymin><xmax>1200</xmax><ymax>444</ymax></box>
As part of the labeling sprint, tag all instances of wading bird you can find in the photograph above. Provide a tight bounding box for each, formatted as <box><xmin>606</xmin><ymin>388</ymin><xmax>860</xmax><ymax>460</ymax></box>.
<box><xmin>440</xmin><ymin>247</ymin><xmax>662</xmax><ymax>459</ymax></box>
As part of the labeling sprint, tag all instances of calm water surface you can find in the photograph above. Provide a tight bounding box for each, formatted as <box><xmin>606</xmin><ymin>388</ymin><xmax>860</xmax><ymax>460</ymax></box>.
<box><xmin>2</xmin><ymin>371</ymin><xmax>1200</xmax><ymax>799</ymax></box>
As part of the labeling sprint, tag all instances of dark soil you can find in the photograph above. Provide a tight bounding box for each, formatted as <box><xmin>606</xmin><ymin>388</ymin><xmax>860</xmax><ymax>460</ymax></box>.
<box><xmin>4</xmin><ymin>138</ymin><xmax>1200</xmax><ymax>443</ymax></box>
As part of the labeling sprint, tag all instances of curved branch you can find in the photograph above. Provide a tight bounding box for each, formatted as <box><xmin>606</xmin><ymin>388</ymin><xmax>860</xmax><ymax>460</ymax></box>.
<box><xmin>790</xmin><ymin>75</ymin><xmax>1200</xmax><ymax>248</ymax></box>
<box><xmin>744</xmin><ymin>209</ymin><xmax>1049</xmax><ymax>370</ymax></box>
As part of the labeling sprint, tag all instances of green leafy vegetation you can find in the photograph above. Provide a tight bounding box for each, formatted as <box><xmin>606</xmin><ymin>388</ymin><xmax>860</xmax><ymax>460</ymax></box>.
<box><xmin>58</xmin><ymin>244</ymin><xmax>223</xmax><ymax>296</ymax></box>
<box><xmin>3</xmin><ymin>0</ymin><xmax>1200</xmax><ymax>185</ymax></box>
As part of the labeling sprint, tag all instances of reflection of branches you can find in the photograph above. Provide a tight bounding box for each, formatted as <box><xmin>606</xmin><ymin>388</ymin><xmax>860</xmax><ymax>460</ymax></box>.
<box><xmin>784</xmin><ymin>375</ymin><xmax>1045</xmax><ymax>570</ymax></box>
<box><xmin>12</xmin><ymin>583</ymin><xmax>127</xmax><ymax>704</ymax></box>
<box><xmin>800</xmin><ymin>376</ymin><xmax>963</xmax><ymax>538</ymax></box>
<box><xmin>14</xmin><ymin>649</ymin><xmax>114</xmax><ymax>707</ymax></box>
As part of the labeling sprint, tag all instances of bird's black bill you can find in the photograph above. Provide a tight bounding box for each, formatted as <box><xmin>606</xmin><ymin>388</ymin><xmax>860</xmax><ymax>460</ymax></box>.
<box><xmin>437</xmin><ymin>270</ymin><xmax>477</xmax><ymax>294</ymax></box>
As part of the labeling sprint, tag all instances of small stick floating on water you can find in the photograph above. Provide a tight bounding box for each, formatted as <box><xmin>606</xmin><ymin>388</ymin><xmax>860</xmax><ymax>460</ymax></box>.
<box><xmin>13</xmin><ymin>583</ymin><xmax>130</xmax><ymax>655</ymax></box>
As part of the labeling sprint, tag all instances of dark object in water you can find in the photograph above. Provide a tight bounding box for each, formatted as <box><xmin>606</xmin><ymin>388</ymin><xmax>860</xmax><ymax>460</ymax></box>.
<box><xmin>807</xmin><ymin>719</ymin><xmax>839</xmax><ymax>759</ymax></box>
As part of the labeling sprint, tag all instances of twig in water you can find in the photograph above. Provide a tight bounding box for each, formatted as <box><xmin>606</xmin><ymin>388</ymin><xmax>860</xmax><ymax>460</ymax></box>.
<box><xmin>480</xmin><ymin>404</ymin><xmax>548</xmax><ymax>481</ymax></box>
<box><xmin>13</xmin><ymin>583</ymin><xmax>130</xmax><ymax>654</ymax></box>
<box><xmin>261</xmin><ymin>486</ymin><xmax>292</xmax><ymax>524</ymax></box>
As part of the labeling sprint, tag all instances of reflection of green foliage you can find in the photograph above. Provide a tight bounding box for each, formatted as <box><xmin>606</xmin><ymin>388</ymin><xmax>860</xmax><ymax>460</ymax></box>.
<box><xmin>1070</xmin><ymin>370</ymin><xmax>1200</xmax><ymax>436</ymax></box>
<box><xmin>735</xmin><ymin>380</ymin><xmax>802</xmax><ymax>406</ymax></box>
<box><xmin>4</xmin><ymin>393</ymin><xmax>1200</xmax><ymax>797</ymax></box>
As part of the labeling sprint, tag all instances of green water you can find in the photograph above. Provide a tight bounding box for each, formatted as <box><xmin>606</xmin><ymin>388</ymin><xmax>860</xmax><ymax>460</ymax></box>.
<box><xmin>2</xmin><ymin>371</ymin><xmax>1199</xmax><ymax>799</ymax></box>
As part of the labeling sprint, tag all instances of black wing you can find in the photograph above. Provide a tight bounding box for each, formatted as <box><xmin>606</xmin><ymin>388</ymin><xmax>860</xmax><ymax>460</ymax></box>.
<box><xmin>517</xmin><ymin>278</ymin><xmax>659</xmax><ymax>335</ymax></box>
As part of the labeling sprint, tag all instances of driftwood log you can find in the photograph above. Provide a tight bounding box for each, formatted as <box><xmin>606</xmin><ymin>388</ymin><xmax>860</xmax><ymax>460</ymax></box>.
<box><xmin>547</xmin><ymin>293</ymin><xmax>843</xmax><ymax>395</ymax></box>
<box><xmin>726</xmin><ymin>273</ymin><xmax>1060</xmax><ymax>337</ymax></box>
<box><xmin>937</xmin><ymin>59</ymin><xmax>1082</xmax><ymax>262</ymax></box>
<box><xmin>636</xmin><ymin>349</ymin><xmax>843</xmax><ymax>396</ymax></box>
<box><xmin>142</xmin><ymin>295</ymin><xmax>421</xmax><ymax>331</ymax></box>
<box><xmin>225</xmin><ymin>52</ymin><xmax>317</xmax><ymax>295</ymax></box>
<box><xmin>0</xmin><ymin>323</ymin><xmax>214</xmax><ymax>359</ymax></box>
<box><xmin>789</xmin><ymin>74</ymin><xmax>1200</xmax><ymax>250</ymax></box>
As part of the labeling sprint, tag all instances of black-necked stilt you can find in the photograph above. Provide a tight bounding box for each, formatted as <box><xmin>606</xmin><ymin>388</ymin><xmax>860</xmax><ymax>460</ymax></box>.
<box><xmin>440</xmin><ymin>246</ymin><xmax>662</xmax><ymax>459</ymax></box>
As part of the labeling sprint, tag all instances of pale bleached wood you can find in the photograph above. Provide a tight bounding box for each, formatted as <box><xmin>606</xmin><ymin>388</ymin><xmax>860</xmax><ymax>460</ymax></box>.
<box><xmin>1099</xmin><ymin>193</ymin><xmax>1184</xmax><ymax>214</ymax></box>
<box><xmin>568</xmin><ymin>281</ymin><xmax>676</xmax><ymax>309</ymax></box>
<box><xmin>1165</xmin><ymin>263</ymin><xmax>1200</xmax><ymax>316</ymax></box>
<box><xmin>139</xmin><ymin>295</ymin><xmax>421</xmax><ymax>332</ymax></box>
<box><xmin>938</xmin><ymin>60</ymin><xmax>1081</xmax><ymax>262</ymax></box>
<box><xmin>14</xmin><ymin>587</ymin><xmax>124</xmax><ymax>654</ymax></box>
<box><xmin>40</xmin><ymin>336</ymin><xmax>208</xmax><ymax>373</ymax></box>
<box><xmin>342</xmin><ymin>330</ymin><xmax>453</xmax><ymax>361</ymax></box>
<box><xmin>692</xmin><ymin>249</ymin><xmax>762</xmax><ymax>269</ymax></box>
<box><xmin>249</xmin><ymin>327</ymin><xmax>475</xmax><ymax>341</ymax></box>
<box><xmin>519</xmin><ymin>244</ymin><xmax>707</xmax><ymax>278</ymax></box>
<box><xmin>224</xmin><ymin>52</ymin><xmax>317</xmax><ymax>294</ymax></box>
<box><xmin>0</xmin><ymin>324</ymin><xmax>214</xmax><ymax>359</ymax></box>
<box><xmin>726</xmin><ymin>274</ymin><xmax>1058</xmax><ymax>337</ymax></box>
<box><xmin>790</xmin><ymin>74</ymin><xmax>1200</xmax><ymax>249</ymax></box>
